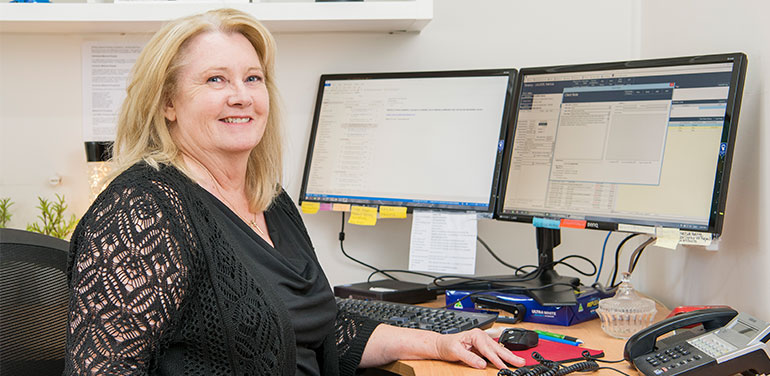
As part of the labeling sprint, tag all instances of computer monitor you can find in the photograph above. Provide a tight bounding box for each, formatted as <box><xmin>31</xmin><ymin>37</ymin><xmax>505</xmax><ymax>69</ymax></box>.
<box><xmin>494</xmin><ymin>53</ymin><xmax>747</xmax><ymax>305</ymax></box>
<box><xmin>299</xmin><ymin>69</ymin><xmax>517</xmax><ymax>214</ymax></box>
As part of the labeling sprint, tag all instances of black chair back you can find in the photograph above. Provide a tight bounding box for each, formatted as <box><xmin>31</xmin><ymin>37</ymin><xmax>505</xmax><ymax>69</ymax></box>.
<box><xmin>0</xmin><ymin>228</ymin><xmax>69</xmax><ymax>376</ymax></box>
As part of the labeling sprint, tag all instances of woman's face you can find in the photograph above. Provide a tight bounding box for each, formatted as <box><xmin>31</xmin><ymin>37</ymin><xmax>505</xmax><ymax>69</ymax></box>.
<box><xmin>165</xmin><ymin>31</ymin><xmax>269</xmax><ymax>161</ymax></box>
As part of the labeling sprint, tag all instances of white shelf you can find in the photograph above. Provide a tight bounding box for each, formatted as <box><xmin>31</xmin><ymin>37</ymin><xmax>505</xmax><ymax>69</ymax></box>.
<box><xmin>0</xmin><ymin>0</ymin><xmax>432</xmax><ymax>33</ymax></box>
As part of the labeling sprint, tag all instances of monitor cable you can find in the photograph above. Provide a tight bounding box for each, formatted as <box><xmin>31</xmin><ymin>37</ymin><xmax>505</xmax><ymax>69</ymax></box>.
<box><xmin>338</xmin><ymin>212</ymin><xmax>399</xmax><ymax>281</ymax></box>
<box><xmin>337</xmin><ymin>225</ymin><xmax>599</xmax><ymax>295</ymax></box>
<box><xmin>459</xmin><ymin>236</ymin><xmax>597</xmax><ymax>278</ymax></box>
<box><xmin>430</xmin><ymin>252</ymin><xmax>597</xmax><ymax>288</ymax></box>
<box><xmin>365</xmin><ymin>269</ymin><xmax>437</xmax><ymax>283</ymax></box>
<box><xmin>364</xmin><ymin>234</ymin><xmax>581</xmax><ymax>286</ymax></box>
<box><xmin>477</xmin><ymin>236</ymin><xmax>529</xmax><ymax>274</ymax></box>
<box><xmin>607</xmin><ymin>233</ymin><xmax>641</xmax><ymax>288</ymax></box>
<box><xmin>627</xmin><ymin>236</ymin><xmax>655</xmax><ymax>275</ymax></box>
<box><xmin>593</xmin><ymin>232</ymin><xmax>613</xmax><ymax>285</ymax></box>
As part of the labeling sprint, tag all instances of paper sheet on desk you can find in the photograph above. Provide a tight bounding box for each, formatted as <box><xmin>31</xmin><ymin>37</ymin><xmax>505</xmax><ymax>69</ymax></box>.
<box><xmin>408</xmin><ymin>210</ymin><xmax>477</xmax><ymax>275</ymax></box>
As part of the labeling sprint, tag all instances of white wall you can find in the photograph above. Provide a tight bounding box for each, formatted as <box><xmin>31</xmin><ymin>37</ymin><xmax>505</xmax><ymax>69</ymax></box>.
<box><xmin>2</xmin><ymin>0</ymin><xmax>767</xmax><ymax>319</ymax></box>
<box><xmin>633</xmin><ymin>0</ymin><xmax>770</xmax><ymax>319</ymax></box>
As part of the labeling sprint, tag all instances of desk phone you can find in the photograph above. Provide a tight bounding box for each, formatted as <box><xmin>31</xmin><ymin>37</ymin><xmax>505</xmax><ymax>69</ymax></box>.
<box><xmin>625</xmin><ymin>308</ymin><xmax>770</xmax><ymax>375</ymax></box>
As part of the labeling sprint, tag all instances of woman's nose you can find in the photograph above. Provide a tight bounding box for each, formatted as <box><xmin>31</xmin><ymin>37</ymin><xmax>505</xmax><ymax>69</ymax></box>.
<box><xmin>227</xmin><ymin>81</ymin><xmax>253</xmax><ymax>107</ymax></box>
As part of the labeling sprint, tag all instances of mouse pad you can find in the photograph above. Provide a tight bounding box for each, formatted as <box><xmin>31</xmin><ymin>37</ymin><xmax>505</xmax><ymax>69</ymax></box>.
<box><xmin>500</xmin><ymin>337</ymin><xmax>604</xmax><ymax>366</ymax></box>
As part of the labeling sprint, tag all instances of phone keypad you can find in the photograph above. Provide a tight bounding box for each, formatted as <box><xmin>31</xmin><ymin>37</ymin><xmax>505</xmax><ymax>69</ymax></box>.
<box><xmin>688</xmin><ymin>333</ymin><xmax>737</xmax><ymax>358</ymax></box>
<box><xmin>643</xmin><ymin>344</ymin><xmax>704</xmax><ymax>375</ymax></box>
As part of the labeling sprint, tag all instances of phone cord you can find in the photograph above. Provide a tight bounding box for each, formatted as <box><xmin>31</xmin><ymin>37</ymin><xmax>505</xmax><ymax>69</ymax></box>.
<box><xmin>540</xmin><ymin>360</ymin><xmax>599</xmax><ymax>376</ymax></box>
<box><xmin>497</xmin><ymin>352</ymin><xmax>600</xmax><ymax>376</ymax></box>
<box><xmin>497</xmin><ymin>365</ymin><xmax>552</xmax><ymax>376</ymax></box>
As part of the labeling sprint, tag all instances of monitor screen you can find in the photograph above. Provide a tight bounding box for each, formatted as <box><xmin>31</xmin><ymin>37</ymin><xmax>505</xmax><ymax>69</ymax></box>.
<box><xmin>497</xmin><ymin>53</ymin><xmax>747</xmax><ymax>236</ymax></box>
<box><xmin>299</xmin><ymin>69</ymin><xmax>516</xmax><ymax>213</ymax></box>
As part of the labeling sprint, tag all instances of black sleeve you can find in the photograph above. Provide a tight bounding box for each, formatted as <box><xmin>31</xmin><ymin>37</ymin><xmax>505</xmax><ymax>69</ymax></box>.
<box><xmin>65</xmin><ymin>180</ymin><xmax>194</xmax><ymax>375</ymax></box>
<box><xmin>335</xmin><ymin>309</ymin><xmax>382</xmax><ymax>376</ymax></box>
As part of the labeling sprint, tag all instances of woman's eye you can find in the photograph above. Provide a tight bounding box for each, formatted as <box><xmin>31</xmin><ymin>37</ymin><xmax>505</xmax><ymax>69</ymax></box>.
<box><xmin>246</xmin><ymin>75</ymin><xmax>264</xmax><ymax>83</ymax></box>
<box><xmin>207</xmin><ymin>76</ymin><xmax>225</xmax><ymax>83</ymax></box>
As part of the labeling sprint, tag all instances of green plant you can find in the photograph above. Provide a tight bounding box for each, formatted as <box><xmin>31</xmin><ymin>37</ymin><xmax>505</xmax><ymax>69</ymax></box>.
<box><xmin>0</xmin><ymin>197</ymin><xmax>12</xmax><ymax>228</ymax></box>
<box><xmin>26</xmin><ymin>194</ymin><xmax>78</xmax><ymax>239</ymax></box>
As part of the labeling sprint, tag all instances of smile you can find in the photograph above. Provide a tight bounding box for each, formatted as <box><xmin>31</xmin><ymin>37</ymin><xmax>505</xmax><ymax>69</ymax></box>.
<box><xmin>221</xmin><ymin>117</ymin><xmax>251</xmax><ymax>124</ymax></box>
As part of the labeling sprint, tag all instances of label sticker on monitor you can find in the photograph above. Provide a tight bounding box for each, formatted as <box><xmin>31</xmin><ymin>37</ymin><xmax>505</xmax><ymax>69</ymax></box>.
<box><xmin>560</xmin><ymin>219</ymin><xmax>587</xmax><ymax>229</ymax></box>
<box><xmin>301</xmin><ymin>201</ymin><xmax>320</xmax><ymax>214</ymax></box>
<box><xmin>320</xmin><ymin>203</ymin><xmax>333</xmax><ymax>211</ymax></box>
<box><xmin>533</xmin><ymin>218</ymin><xmax>561</xmax><ymax>229</ymax></box>
<box><xmin>679</xmin><ymin>231</ymin><xmax>713</xmax><ymax>246</ymax></box>
<box><xmin>618</xmin><ymin>224</ymin><xmax>656</xmax><ymax>235</ymax></box>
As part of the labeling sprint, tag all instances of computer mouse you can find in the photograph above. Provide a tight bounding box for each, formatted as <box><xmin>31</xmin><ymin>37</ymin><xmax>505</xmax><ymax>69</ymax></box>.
<box><xmin>498</xmin><ymin>328</ymin><xmax>539</xmax><ymax>351</ymax></box>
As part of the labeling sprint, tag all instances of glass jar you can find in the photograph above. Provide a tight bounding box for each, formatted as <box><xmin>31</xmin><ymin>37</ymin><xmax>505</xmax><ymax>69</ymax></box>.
<box><xmin>596</xmin><ymin>272</ymin><xmax>657</xmax><ymax>339</ymax></box>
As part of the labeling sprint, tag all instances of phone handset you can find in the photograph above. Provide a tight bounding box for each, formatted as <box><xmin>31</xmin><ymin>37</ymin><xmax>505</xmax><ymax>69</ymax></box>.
<box><xmin>624</xmin><ymin>307</ymin><xmax>738</xmax><ymax>361</ymax></box>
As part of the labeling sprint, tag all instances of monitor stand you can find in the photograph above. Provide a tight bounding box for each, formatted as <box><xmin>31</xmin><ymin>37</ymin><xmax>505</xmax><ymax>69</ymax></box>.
<box><xmin>428</xmin><ymin>227</ymin><xmax>580</xmax><ymax>306</ymax></box>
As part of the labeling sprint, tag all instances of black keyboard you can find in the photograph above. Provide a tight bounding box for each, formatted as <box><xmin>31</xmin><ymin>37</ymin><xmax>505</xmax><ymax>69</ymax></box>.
<box><xmin>336</xmin><ymin>297</ymin><xmax>497</xmax><ymax>334</ymax></box>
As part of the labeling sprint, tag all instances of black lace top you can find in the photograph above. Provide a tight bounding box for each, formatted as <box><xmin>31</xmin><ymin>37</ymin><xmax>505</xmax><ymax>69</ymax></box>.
<box><xmin>65</xmin><ymin>163</ymin><xmax>380</xmax><ymax>375</ymax></box>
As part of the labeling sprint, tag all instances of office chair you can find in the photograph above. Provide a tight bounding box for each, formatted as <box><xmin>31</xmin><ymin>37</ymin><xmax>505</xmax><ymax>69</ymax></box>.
<box><xmin>0</xmin><ymin>228</ymin><xmax>69</xmax><ymax>376</ymax></box>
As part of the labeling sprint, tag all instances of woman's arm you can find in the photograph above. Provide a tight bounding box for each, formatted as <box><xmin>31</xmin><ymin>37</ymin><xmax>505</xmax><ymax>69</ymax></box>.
<box><xmin>65</xmin><ymin>184</ymin><xmax>191</xmax><ymax>375</ymax></box>
<box><xmin>359</xmin><ymin>324</ymin><xmax>525</xmax><ymax>370</ymax></box>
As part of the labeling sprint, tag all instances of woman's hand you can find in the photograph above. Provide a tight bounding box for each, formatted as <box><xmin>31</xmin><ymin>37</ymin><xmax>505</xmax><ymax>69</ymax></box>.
<box><xmin>360</xmin><ymin>324</ymin><xmax>525</xmax><ymax>370</ymax></box>
<box><xmin>435</xmin><ymin>328</ymin><xmax>526</xmax><ymax>369</ymax></box>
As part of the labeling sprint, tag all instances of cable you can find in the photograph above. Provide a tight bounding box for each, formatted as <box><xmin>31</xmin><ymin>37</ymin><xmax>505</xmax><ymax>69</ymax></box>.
<box><xmin>541</xmin><ymin>360</ymin><xmax>598</xmax><ymax>376</ymax></box>
<box><xmin>595</xmin><ymin>367</ymin><xmax>631</xmax><ymax>376</ymax></box>
<box><xmin>342</xmin><ymin>229</ymin><xmax>598</xmax><ymax>295</ymax></box>
<box><xmin>609</xmin><ymin>233</ymin><xmax>640</xmax><ymax>287</ymax></box>
<box><xmin>577</xmin><ymin>351</ymin><xmax>631</xmax><ymax>375</ymax></box>
<box><xmin>553</xmin><ymin>254</ymin><xmax>597</xmax><ymax>277</ymax></box>
<box><xmin>338</xmin><ymin>212</ymin><xmax>398</xmax><ymax>280</ymax></box>
<box><xmin>499</xmin><ymin>352</ymin><xmax>631</xmax><ymax>376</ymax></box>
<box><xmin>477</xmin><ymin>236</ymin><xmax>527</xmax><ymax>273</ymax></box>
<box><xmin>430</xmin><ymin>252</ymin><xmax>596</xmax><ymax>298</ymax></box>
<box><xmin>366</xmin><ymin>269</ymin><xmax>436</xmax><ymax>283</ymax></box>
<box><xmin>431</xmin><ymin>262</ymin><xmax>543</xmax><ymax>287</ymax></box>
<box><xmin>498</xmin><ymin>365</ymin><xmax>552</xmax><ymax>376</ymax></box>
<box><xmin>627</xmin><ymin>236</ymin><xmax>655</xmax><ymax>275</ymax></box>
<box><xmin>594</xmin><ymin>231</ymin><xmax>612</xmax><ymax>284</ymax></box>
<box><xmin>364</xmin><ymin>235</ymin><xmax>528</xmax><ymax>284</ymax></box>
<box><xmin>477</xmin><ymin>236</ymin><xmax>598</xmax><ymax>278</ymax></box>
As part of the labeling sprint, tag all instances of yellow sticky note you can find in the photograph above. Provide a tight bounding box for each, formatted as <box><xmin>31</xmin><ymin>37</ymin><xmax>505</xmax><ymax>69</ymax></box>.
<box><xmin>301</xmin><ymin>201</ymin><xmax>320</xmax><ymax>214</ymax></box>
<box><xmin>332</xmin><ymin>203</ymin><xmax>351</xmax><ymax>212</ymax></box>
<box><xmin>379</xmin><ymin>205</ymin><xmax>407</xmax><ymax>219</ymax></box>
<box><xmin>348</xmin><ymin>206</ymin><xmax>378</xmax><ymax>226</ymax></box>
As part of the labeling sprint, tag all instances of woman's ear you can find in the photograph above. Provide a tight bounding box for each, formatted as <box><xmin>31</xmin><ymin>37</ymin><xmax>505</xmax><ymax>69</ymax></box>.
<box><xmin>163</xmin><ymin>99</ymin><xmax>177</xmax><ymax>122</ymax></box>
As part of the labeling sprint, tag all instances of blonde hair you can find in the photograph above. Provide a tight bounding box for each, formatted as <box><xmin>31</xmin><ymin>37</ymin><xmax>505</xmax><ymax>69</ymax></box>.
<box><xmin>110</xmin><ymin>8</ymin><xmax>282</xmax><ymax>211</ymax></box>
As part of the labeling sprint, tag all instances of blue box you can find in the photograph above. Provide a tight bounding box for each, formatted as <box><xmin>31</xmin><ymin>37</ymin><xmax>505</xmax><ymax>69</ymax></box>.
<box><xmin>445</xmin><ymin>286</ymin><xmax>612</xmax><ymax>326</ymax></box>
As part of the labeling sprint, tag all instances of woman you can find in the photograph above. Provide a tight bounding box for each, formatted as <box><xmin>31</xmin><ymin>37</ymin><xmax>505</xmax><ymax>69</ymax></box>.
<box><xmin>65</xmin><ymin>8</ymin><xmax>524</xmax><ymax>375</ymax></box>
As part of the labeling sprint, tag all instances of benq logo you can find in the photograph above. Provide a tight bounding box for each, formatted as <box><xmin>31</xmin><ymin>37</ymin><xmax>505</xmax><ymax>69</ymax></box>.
<box><xmin>586</xmin><ymin>222</ymin><xmax>599</xmax><ymax>229</ymax></box>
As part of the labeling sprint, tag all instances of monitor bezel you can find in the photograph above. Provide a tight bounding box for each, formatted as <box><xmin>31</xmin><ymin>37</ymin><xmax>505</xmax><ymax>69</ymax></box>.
<box><xmin>298</xmin><ymin>68</ymin><xmax>518</xmax><ymax>214</ymax></box>
<box><xmin>495</xmin><ymin>53</ymin><xmax>748</xmax><ymax>236</ymax></box>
